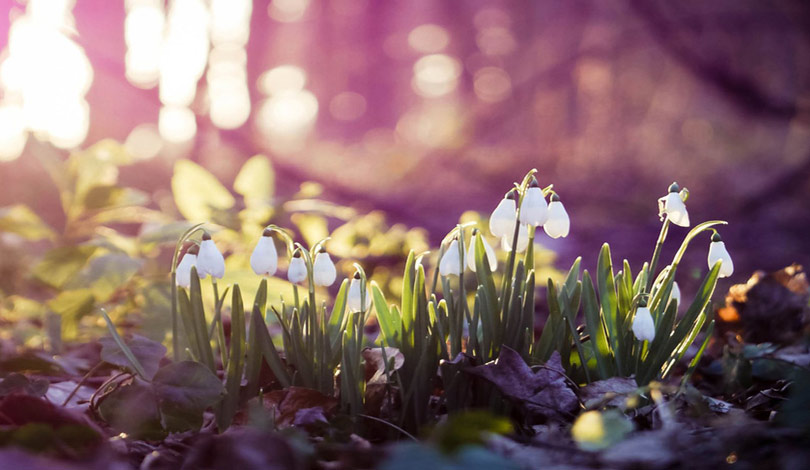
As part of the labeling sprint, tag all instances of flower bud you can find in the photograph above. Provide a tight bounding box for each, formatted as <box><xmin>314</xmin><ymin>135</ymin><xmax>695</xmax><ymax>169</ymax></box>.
<box><xmin>489</xmin><ymin>190</ymin><xmax>517</xmax><ymax>238</ymax></box>
<box><xmin>347</xmin><ymin>272</ymin><xmax>370</xmax><ymax>312</ymax></box>
<box><xmin>632</xmin><ymin>304</ymin><xmax>655</xmax><ymax>342</ymax></box>
<box><xmin>312</xmin><ymin>248</ymin><xmax>337</xmax><ymax>287</ymax></box>
<box><xmin>439</xmin><ymin>239</ymin><xmax>464</xmax><ymax>277</ymax></box>
<box><xmin>500</xmin><ymin>223</ymin><xmax>530</xmax><ymax>253</ymax></box>
<box><xmin>196</xmin><ymin>232</ymin><xmax>225</xmax><ymax>279</ymax></box>
<box><xmin>176</xmin><ymin>245</ymin><xmax>201</xmax><ymax>288</ymax></box>
<box><xmin>543</xmin><ymin>194</ymin><xmax>570</xmax><ymax>238</ymax></box>
<box><xmin>467</xmin><ymin>230</ymin><xmax>497</xmax><ymax>272</ymax></box>
<box><xmin>662</xmin><ymin>183</ymin><xmax>690</xmax><ymax>227</ymax></box>
<box><xmin>519</xmin><ymin>179</ymin><xmax>549</xmax><ymax>226</ymax></box>
<box><xmin>670</xmin><ymin>281</ymin><xmax>681</xmax><ymax>307</ymax></box>
<box><xmin>287</xmin><ymin>251</ymin><xmax>308</xmax><ymax>284</ymax></box>
<box><xmin>708</xmin><ymin>234</ymin><xmax>734</xmax><ymax>278</ymax></box>
<box><xmin>250</xmin><ymin>229</ymin><xmax>278</xmax><ymax>276</ymax></box>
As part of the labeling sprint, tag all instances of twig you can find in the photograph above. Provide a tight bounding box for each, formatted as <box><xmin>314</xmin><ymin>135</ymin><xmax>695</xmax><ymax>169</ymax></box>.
<box><xmin>62</xmin><ymin>361</ymin><xmax>105</xmax><ymax>407</ymax></box>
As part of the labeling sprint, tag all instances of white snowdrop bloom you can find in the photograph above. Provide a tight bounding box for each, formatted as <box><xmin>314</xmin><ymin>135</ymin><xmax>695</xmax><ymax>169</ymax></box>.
<box><xmin>250</xmin><ymin>229</ymin><xmax>278</xmax><ymax>276</ymax></box>
<box><xmin>670</xmin><ymin>281</ymin><xmax>681</xmax><ymax>307</ymax></box>
<box><xmin>467</xmin><ymin>229</ymin><xmax>497</xmax><ymax>272</ymax></box>
<box><xmin>176</xmin><ymin>245</ymin><xmax>201</xmax><ymax>288</ymax></box>
<box><xmin>439</xmin><ymin>239</ymin><xmax>464</xmax><ymax>277</ymax></box>
<box><xmin>489</xmin><ymin>190</ymin><xmax>517</xmax><ymax>238</ymax></box>
<box><xmin>660</xmin><ymin>182</ymin><xmax>690</xmax><ymax>227</ymax></box>
<box><xmin>519</xmin><ymin>178</ymin><xmax>549</xmax><ymax>226</ymax></box>
<box><xmin>632</xmin><ymin>305</ymin><xmax>655</xmax><ymax>342</ymax></box>
<box><xmin>347</xmin><ymin>273</ymin><xmax>370</xmax><ymax>312</ymax></box>
<box><xmin>287</xmin><ymin>251</ymin><xmax>308</xmax><ymax>284</ymax></box>
<box><xmin>543</xmin><ymin>194</ymin><xmax>570</xmax><ymax>239</ymax></box>
<box><xmin>312</xmin><ymin>248</ymin><xmax>337</xmax><ymax>287</ymax></box>
<box><xmin>500</xmin><ymin>223</ymin><xmax>530</xmax><ymax>253</ymax></box>
<box><xmin>196</xmin><ymin>232</ymin><xmax>226</xmax><ymax>279</ymax></box>
<box><xmin>708</xmin><ymin>233</ymin><xmax>734</xmax><ymax>278</ymax></box>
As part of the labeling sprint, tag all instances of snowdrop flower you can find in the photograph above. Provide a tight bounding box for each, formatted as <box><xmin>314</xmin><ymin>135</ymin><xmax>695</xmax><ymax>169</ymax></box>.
<box><xmin>543</xmin><ymin>194</ymin><xmax>570</xmax><ymax>239</ymax></box>
<box><xmin>196</xmin><ymin>232</ymin><xmax>225</xmax><ymax>279</ymax></box>
<box><xmin>670</xmin><ymin>281</ymin><xmax>681</xmax><ymax>307</ymax></box>
<box><xmin>519</xmin><ymin>177</ymin><xmax>549</xmax><ymax>226</ymax></box>
<box><xmin>287</xmin><ymin>250</ymin><xmax>308</xmax><ymax>284</ymax></box>
<box><xmin>467</xmin><ymin>229</ymin><xmax>497</xmax><ymax>272</ymax></box>
<box><xmin>347</xmin><ymin>272</ymin><xmax>370</xmax><ymax>312</ymax></box>
<box><xmin>632</xmin><ymin>303</ymin><xmax>655</xmax><ymax>342</ymax></box>
<box><xmin>439</xmin><ymin>238</ymin><xmax>464</xmax><ymax>277</ymax></box>
<box><xmin>250</xmin><ymin>229</ymin><xmax>278</xmax><ymax>276</ymax></box>
<box><xmin>500</xmin><ymin>223</ymin><xmax>530</xmax><ymax>253</ymax></box>
<box><xmin>176</xmin><ymin>244</ymin><xmax>201</xmax><ymax>288</ymax></box>
<box><xmin>708</xmin><ymin>232</ymin><xmax>734</xmax><ymax>278</ymax></box>
<box><xmin>489</xmin><ymin>189</ymin><xmax>517</xmax><ymax>238</ymax></box>
<box><xmin>312</xmin><ymin>247</ymin><xmax>337</xmax><ymax>287</ymax></box>
<box><xmin>660</xmin><ymin>182</ymin><xmax>690</xmax><ymax>227</ymax></box>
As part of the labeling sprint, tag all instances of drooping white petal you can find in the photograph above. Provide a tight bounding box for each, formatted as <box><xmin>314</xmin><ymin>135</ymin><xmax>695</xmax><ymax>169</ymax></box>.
<box><xmin>467</xmin><ymin>234</ymin><xmax>497</xmax><ymax>272</ymax></box>
<box><xmin>439</xmin><ymin>239</ymin><xmax>463</xmax><ymax>276</ymax></box>
<box><xmin>312</xmin><ymin>251</ymin><xmax>337</xmax><ymax>286</ymax></box>
<box><xmin>544</xmin><ymin>200</ymin><xmax>570</xmax><ymax>238</ymax></box>
<box><xmin>287</xmin><ymin>255</ymin><xmax>308</xmax><ymax>284</ymax></box>
<box><xmin>500</xmin><ymin>223</ymin><xmax>530</xmax><ymax>253</ymax></box>
<box><xmin>197</xmin><ymin>238</ymin><xmax>226</xmax><ymax>279</ymax></box>
<box><xmin>250</xmin><ymin>235</ymin><xmax>278</xmax><ymax>276</ymax></box>
<box><xmin>176</xmin><ymin>253</ymin><xmax>197</xmax><ymax>288</ymax></box>
<box><xmin>670</xmin><ymin>281</ymin><xmax>681</xmax><ymax>307</ymax></box>
<box><xmin>519</xmin><ymin>186</ymin><xmax>549</xmax><ymax>226</ymax></box>
<box><xmin>632</xmin><ymin>306</ymin><xmax>655</xmax><ymax>342</ymax></box>
<box><xmin>708</xmin><ymin>241</ymin><xmax>734</xmax><ymax>278</ymax></box>
<box><xmin>489</xmin><ymin>197</ymin><xmax>517</xmax><ymax>238</ymax></box>
<box><xmin>347</xmin><ymin>277</ymin><xmax>370</xmax><ymax>312</ymax></box>
<box><xmin>664</xmin><ymin>192</ymin><xmax>690</xmax><ymax>227</ymax></box>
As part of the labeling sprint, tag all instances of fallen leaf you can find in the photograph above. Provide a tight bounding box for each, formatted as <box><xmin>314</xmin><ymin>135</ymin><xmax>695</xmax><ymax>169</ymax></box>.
<box><xmin>0</xmin><ymin>373</ymin><xmax>49</xmax><ymax>397</ymax></box>
<box><xmin>100</xmin><ymin>334</ymin><xmax>167</xmax><ymax>379</ymax></box>
<box><xmin>580</xmin><ymin>377</ymin><xmax>638</xmax><ymax>408</ymax></box>
<box><xmin>362</xmin><ymin>347</ymin><xmax>404</xmax><ymax>384</ymax></box>
<box><xmin>465</xmin><ymin>347</ymin><xmax>578</xmax><ymax>420</ymax></box>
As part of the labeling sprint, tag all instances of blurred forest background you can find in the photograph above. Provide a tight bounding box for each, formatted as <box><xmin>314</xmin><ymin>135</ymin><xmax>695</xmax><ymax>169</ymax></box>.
<box><xmin>1</xmin><ymin>0</ymin><xmax>809</xmax><ymax>283</ymax></box>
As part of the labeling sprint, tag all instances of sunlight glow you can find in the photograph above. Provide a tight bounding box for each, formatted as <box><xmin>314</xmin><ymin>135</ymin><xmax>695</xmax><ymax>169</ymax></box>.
<box><xmin>125</xmin><ymin>1</ymin><xmax>165</xmax><ymax>87</ymax></box>
<box><xmin>0</xmin><ymin>0</ymin><xmax>93</xmax><ymax>154</ymax></box>
<box><xmin>258</xmin><ymin>65</ymin><xmax>307</xmax><ymax>95</ymax></box>
<box><xmin>412</xmin><ymin>54</ymin><xmax>461</xmax><ymax>98</ymax></box>
<box><xmin>268</xmin><ymin>0</ymin><xmax>311</xmax><ymax>23</ymax></box>
<box><xmin>408</xmin><ymin>24</ymin><xmax>450</xmax><ymax>53</ymax></box>
<box><xmin>159</xmin><ymin>105</ymin><xmax>197</xmax><ymax>143</ymax></box>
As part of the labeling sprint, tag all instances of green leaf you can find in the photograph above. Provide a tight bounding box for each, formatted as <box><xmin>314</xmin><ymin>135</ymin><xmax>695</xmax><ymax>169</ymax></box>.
<box><xmin>33</xmin><ymin>246</ymin><xmax>97</xmax><ymax>289</ymax></box>
<box><xmin>251</xmin><ymin>302</ymin><xmax>291</xmax><ymax>387</ymax></box>
<box><xmin>372</xmin><ymin>281</ymin><xmax>401</xmax><ymax>347</ymax></box>
<box><xmin>188</xmin><ymin>267</ymin><xmax>216</xmax><ymax>371</ymax></box>
<box><xmin>597</xmin><ymin>244</ymin><xmax>621</xmax><ymax>375</ymax></box>
<box><xmin>100</xmin><ymin>309</ymin><xmax>150</xmax><ymax>379</ymax></box>
<box><xmin>47</xmin><ymin>289</ymin><xmax>95</xmax><ymax>341</ymax></box>
<box><xmin>0</xmin><ymin>205</ymin><xmax>54</xmax><ymax>241</ymax></box>
<box><xmin>81</xmin><ymin>185</ymin><xmax>149</xmax><ymax>211</ymax></box>
<box><xmin>152</xmin><ymin>361</ymin><xmax>225</xmax><ymax>433</ymax></box>
<box><xmin>582</xmin><ymin>271</ymin><xmax>612</xmax><ymax>380</ymax></box>
<box><xmin>66</xmin><ymin>253</ymin><xmax>143</xmax><ymax>302</ymax></box>
<box><xmin>218</xmin><ymin>285</ymin><xmax>246</xmax><ymax>431</ymax></box>
<box><xmin>234</xmin><ymin>155</ymin><xmax>274</xmax><ymax>207</ymax></box>
<box><xmin>171</xmin><ymin>160</ymin><xmax>235</xmax><ymax>222</ymax></box>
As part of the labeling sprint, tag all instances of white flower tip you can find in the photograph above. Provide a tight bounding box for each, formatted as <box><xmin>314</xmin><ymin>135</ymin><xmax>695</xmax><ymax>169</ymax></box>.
<box><xmin>313</xmin><ymin>251</ymin><xmax>337</xmax><ymax>286</ymax></box>
<box><xmin>347</xmin><ymin>276</ymin><xmax>370</xmax><ymax>312</ymax></box>
<box><xmin>287</xmin><ymin>254</ymin><xmax>308</xmax><ymax>284</ymax></box>
<box><xmin>197</xmin><ymin>238</ymin><xmax>225</xmax><ymax>279</ymax></box>
<box><xmin>519</xmin><ymin>186</ymin><xmax>549</xmax><ymax>227</ymax></box>
<box><xmin>250</xmin><ymin>235</ymin><xmax>278</xmax><ymax>276</ymax></box>
<box><xmin>632</xmin><ymin>307</ymin><xmax>655</xmax><ymax>342</ymax></box>
<box><xmin>439</xmin><ymin>239</ymin><xmax>463</xmax><ymax>276</ymax></box>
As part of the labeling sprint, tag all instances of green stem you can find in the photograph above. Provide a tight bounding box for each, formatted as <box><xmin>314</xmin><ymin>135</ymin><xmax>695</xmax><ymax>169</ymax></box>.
<box><xmin>646</xmin><ymin>219</ymin><xmax>670</xmax><ymax>293</ymax></box>
<box><xmin>212</xmin><ymin>278</ymin><xmax>228</xmax><ymax>368</ymax></box>
<box><xmin>171</xmin><ymin>273</ymin><xmax>179</xmax><ymax>362</ymax></box>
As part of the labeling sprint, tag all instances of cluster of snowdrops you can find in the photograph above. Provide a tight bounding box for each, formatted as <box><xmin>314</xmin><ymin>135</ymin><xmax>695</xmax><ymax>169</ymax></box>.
<box><xmin>173</xmin><ymin>175</ymin><xmax>733</xmax><ymax>347</ymax></box>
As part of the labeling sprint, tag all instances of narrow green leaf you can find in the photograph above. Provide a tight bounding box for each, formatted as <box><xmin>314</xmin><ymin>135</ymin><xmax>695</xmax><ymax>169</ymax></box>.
<box><xmin>100</xmin><ymin>309</ymin><xmax>148</xmax><ymax>380</ymax></box>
